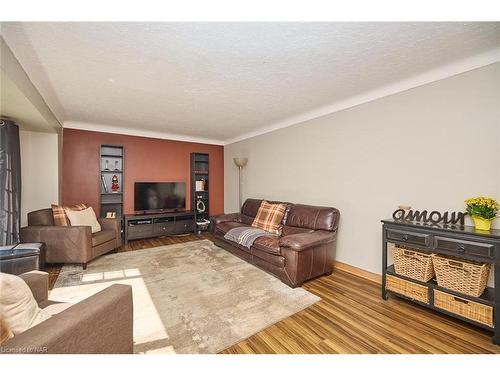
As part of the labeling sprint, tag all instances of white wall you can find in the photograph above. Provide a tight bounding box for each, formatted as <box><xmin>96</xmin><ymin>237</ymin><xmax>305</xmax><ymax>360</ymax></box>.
<box><xmin>20</xmin><ymin>130</ymin><xmax>60</xmax><ymax>226</ymax></box>
<box><xmin>224</xmin><ymin>62</ymin><xmax>500</xmax><ymax>275</ymax></box>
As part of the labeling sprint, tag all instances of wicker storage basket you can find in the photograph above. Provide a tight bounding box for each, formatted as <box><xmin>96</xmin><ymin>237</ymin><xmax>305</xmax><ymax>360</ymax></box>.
<box><xmin>386</xmin><ymin>275</ymin><xmax>429</xmax><ymax>304</ymax></box>
<box><xmin>434</xmin><ymin>290</ymin><xmax>493</xmax><ymax>327</ymax></box>
<box><xmin>393</xmin><ymin>246</ymin><xmax>435</xmax><ymax>282</ymax></box>
<box><xmin>432</xmin><ymin>255</ymin><xmax>490</xmax><ymax>297</ymax></box>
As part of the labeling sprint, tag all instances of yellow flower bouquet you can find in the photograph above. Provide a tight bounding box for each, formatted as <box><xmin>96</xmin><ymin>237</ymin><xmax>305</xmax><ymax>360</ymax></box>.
<box><xmin>464</xmin><ymin>196</ymin><xmax>499</xmax><ymax>230</ymax></box>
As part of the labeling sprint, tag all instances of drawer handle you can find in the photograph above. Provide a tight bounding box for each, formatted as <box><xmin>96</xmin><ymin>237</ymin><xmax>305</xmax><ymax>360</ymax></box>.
<box><xmin>401</xmin><ymin>234</ymin><xmax>409</xmax><ymax>241</ymax></box>
<box><xmin>453</xmin><ymin>297</ymin><xmax>469</xmax><ymax>304</ymax></box>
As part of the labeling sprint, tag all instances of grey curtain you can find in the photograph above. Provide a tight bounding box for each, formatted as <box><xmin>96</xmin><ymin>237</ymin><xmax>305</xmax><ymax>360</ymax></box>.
<box><xmin>0</xmin><ymin>119</ymin><xmax>21</xmax><ymax>245</ymax></box>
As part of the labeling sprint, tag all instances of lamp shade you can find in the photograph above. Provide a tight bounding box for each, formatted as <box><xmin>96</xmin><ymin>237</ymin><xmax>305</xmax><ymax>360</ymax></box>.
<box><xmin>233</xmin><ymin>157</ymin><xmax>248</xmax><ymax>168</ymax></box>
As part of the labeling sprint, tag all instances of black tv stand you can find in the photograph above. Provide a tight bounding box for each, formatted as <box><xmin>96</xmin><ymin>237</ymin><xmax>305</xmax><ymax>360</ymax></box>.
<box><xmin>124</xmin><ymin>210</ymin><xmax>195</xmax><ymax>245</ymax></box>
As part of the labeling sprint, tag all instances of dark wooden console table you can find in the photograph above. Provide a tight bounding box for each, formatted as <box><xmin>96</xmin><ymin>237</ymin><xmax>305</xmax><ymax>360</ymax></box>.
<box><xmin>381</xmin><ymin>219</ymin><xmax>499</xmax><ymax>345</ymax></box>
<box><xmin>124</xmin><ymin>211</ymin><xmax>195</xmax><ymax>245</ymax></box>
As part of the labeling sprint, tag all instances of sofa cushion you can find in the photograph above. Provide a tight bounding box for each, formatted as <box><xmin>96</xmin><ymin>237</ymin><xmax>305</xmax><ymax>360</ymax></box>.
<box><xmin>285</xmin><ymin>204</ymin><xmax>340</xmax><ymax>231</ymax></box>
<box><xmin>241</xmin><ymin>199</ymin><xmax>263</xmax><ymax>220</ymax></box>
<box><xmin>215</xmin><ymin>221</ymin><xmax>249</xmax><ymax>236</ymax></box>
<box><xmin>250</xmin><ymin>247</ymin><xmax>285</xmax><ymax>267</ymax></box>
<box><xmin>92</xmin><ymin>229</ymin><xmax>116</xmax><ymax>247</ymax></box>
<box><xmin>28</xmin><ymin>208</ymin><xmax>55</xmax><ymax>226</ymax></box>
<box><xmin>252</xmin><ymin>236</ymin><xmax>281</xmax><ymax>255</ymax></box>
<box><xmin>282</xmin><ymin>226</ymin><xmax>314</xmax><ymax>236</ymax></box>
<box><xmin>251</xmin><ymin>201</ymin><xmax>288</xmax><ymax>234</ymax></box>
<box><xmin>66</xmin><ymin>206</ymin><xmax>101</xmax><ymax>233</ymax></box>
<box><xmin>51</xmin><ymin>203</ymin><xmax>88</xmax><ymax>226</ymax></box>
<box><xmin>0</xmin><ymin>272</ymin><xmax>51</xmax><ymax>335</ymax></box>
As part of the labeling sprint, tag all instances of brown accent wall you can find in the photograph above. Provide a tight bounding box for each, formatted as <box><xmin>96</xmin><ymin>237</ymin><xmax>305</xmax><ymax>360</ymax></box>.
<box><xmin>62</xmin><ymin>128</ymin><xmax>224</xmax><ymax>216</ymax></box>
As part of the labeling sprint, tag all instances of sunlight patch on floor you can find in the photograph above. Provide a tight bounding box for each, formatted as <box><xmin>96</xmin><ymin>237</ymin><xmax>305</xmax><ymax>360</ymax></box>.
<box><xmin>80</xmin><ymin>268</ymin><xmax>141</xmax><ymax>282</ymax></box>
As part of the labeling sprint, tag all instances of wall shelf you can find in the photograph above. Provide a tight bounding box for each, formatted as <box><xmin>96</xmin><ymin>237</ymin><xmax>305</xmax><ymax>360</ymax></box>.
<box><xmin>100</xmin><ymin>144</ymin><xmax>124</xmax><ymax>234</ymax></box>
<box><xmin>191</xmin><ymin>153</ymin><xmax>210</xmax><ymax>233</ymax></box>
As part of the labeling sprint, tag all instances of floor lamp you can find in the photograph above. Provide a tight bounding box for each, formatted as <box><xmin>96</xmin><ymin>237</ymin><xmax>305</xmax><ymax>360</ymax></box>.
<box><xmin>233</xmin><ymin>157</ymin><xmax>248</xmax><ymax>209</ymax></box>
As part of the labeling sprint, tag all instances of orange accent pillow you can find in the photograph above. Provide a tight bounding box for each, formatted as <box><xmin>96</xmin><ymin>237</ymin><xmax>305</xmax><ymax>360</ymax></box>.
<box><xmin>251</xmin><ymin>201</ymin><xmax>288</xmax><ymax>235</ymax></box>
<box><xmin>51</xmin><ymin>204</ymin><xmax>88</xmax><ymax>226</ymax></box>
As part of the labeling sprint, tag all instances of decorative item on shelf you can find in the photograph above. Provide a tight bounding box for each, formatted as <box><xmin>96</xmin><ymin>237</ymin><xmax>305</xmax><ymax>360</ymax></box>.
<box><xmin>196</xmin><ymin>199</ymin><xmax>206</xmax><ymax>213</ymax></box>
<box><xmin>106</xmin><ymin>212</ymin><xmax>116</xmax><ymax>219</ymax></box>
<box><xmin>196</xmin><ymin>218</ymin><xmax>211</xmax><ymax>234</ymax></box>
<box><xmin>101</xmin><ymin>174</ymin><xmax>109</xmax><ymax>193</ymax></box>
<box><xmin>195</xmin><ymin>179</ymin><xmax>206</xmax><ymax>192</ymax></box>
<box><xmin>464</xmin><ymin>196</ymin><xmax>499</xmax><ymax>231</ymax></box>
<box><xmin>392</xmin><ymin>208</ymin><xmax>466</xmax><ymax>226</ymax></box>
<box><xmin>233</xmin><ymin>157</ymin><xmax>248</xmax><ymax>209</ymax></box>
<box><xmin>104</xmin><ymin>159</ymin><xmax>110</xmax><ymax>170</ymax></box>
<box><xmin>111</xmin><ymin>175</ymin><xmax>120</xmax><ymax>192</ymax></box>
<box><xmin>114</xmin><ymin>160</ymin><xmax>120</xmax><ymax>171</ymax></box>
<box><xmin>398</xmin><ymin>205</ymin><xmax>411</xmax><ymax>215</ymax></box>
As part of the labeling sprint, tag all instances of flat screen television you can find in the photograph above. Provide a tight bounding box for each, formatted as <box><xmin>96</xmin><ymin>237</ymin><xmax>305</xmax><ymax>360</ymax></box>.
<box><xmin>134</xmin><ymin>182</ymin><xmax>186</xmax><ymax>212</ymax></box>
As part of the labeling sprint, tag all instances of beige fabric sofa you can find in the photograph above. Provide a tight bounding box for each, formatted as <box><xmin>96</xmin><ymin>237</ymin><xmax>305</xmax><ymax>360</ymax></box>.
<box><xmin>0</xmin><ymin>271</ymin><xmax>133</xmax><ymax>354</ymax></box>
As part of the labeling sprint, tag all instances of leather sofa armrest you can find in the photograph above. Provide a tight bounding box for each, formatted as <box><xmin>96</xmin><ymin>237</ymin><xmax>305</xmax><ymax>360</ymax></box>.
<box><xmin>98</xmin><ymin>218</ymin><xmax>121</xmax><ymax>246</ymax></box>
<box><xmin>1</xmin><ymin>284</ymin><xmax>133</xmax><ymax>354</ymax></box>
<box><xmin>98</xmin><ymin>218</ymin><xmax>119</xmax><ymax>232</ymax></box>
<box><xmin>279</xmin><ymin>230</ymin><xmax>335</xmax><ymax>251</ymax></box>
<box><xmin>19</xmin><ymin>271</ymin><xmax>49</xmax><ymax>305</ymax></box>
<box><xmin>20</xmin><ymin>225</ymin><xmax>92</xmax><ymax>263</ymax></box>
<box><xmin>211</xmin><ymin>212</ymin><xmax>241</xmax><ymax>225</ymax></box>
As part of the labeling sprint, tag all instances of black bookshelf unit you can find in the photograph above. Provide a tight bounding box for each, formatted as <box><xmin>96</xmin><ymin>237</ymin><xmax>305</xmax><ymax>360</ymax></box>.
<box><xmin>191</xmin><ymin>153</ymin><xmax>210</xmax><ymax>233</ymax></box>
<box><xmin>99</xmin><ymin>145</ymin><xmax>124</xmax><ymax>232</ymax></box>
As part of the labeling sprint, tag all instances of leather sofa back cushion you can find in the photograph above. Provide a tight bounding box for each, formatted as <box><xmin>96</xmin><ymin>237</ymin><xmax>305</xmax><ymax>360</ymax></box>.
<box><xmin>28</xmin><ymin>208</ymin><xmax>55</xmax><ymax>226</ymax></box>
<box><xmin>281</xmin><ymin>226</ymin><xmax>314</xmax><ymax>236</ymax></box>
<box><xmin>241</xmin><ymin>199</ymin><xmax>263</xmax><ymax>223</ymax></box>
<box><xmin>0</xmin><ymin>272</ymin><xmax>51</xmax><ymax>335</ymax></box>
<box><xmin>285</xmin><ymin>204</ymin><xmax>340</xmax><ymax>231</ymax></box>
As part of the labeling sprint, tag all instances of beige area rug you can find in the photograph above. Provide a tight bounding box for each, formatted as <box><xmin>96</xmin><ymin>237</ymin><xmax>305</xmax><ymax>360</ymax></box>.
<box><xmin>50</xmin><ymin>239</ymin><xmax>320</xmax><ymax>354</ymax></box>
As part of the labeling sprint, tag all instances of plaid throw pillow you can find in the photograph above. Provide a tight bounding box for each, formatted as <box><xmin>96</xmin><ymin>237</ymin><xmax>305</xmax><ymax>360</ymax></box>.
<box><xmin>251</xmin><ymin>201</ymin><xmax>288</xmax><ymax>235</ymax></box>
<box><xmin>51</xmin><ymin>204</ymin><xmax>88</xmax><ymax>226</ymax></box>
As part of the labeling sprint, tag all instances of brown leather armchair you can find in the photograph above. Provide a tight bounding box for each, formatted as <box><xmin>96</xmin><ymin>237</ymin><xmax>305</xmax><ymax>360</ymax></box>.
<box><xmin>0</xmin><ymin>271</ymin><xmax>133</xmax><ymax>354</ymax></box>
<box><xmin>212</xmin><ymin>199</ymin><xmax>340</xmax><ymax>287</ymax></box>
<box><xmin>20</xmin><ymin>208</ymin><xmax>121</xmax><ymax>269</ymax></box>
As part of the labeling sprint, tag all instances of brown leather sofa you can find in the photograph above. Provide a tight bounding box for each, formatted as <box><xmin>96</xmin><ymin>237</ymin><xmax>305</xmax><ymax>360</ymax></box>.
<box><xmin>0</xmin><ymin>271</ymin><xmax>133</xmax><ymax>354</ymax></box>
<box><xmin>211</xmin><ymin>198</ymin><xmax>340</xmax><ymax>287</ymax></box>
<box><xmin>20</xmin><ymin>208</ymin><xmax>121</xmax><ymax>269</ymax></box>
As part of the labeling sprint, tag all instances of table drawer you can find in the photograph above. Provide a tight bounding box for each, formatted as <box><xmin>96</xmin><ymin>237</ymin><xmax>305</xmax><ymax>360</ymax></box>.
<box><xmin>434</xmin><ymin>290</ymin><xmax>493</xmax><ymax>327</ymax></box>
<box><xmin>434</xmin><ymin>236</ymin><xmax>495</xmax><ymax>259</ymax></box>
<box><xmin>128</xmin><ymin>224</ymin><xmax>153</xmax><ymax>237</ymax></box>
<box><xmin>175</xmin><ymin>219</ymin><xmax>195</xmax><ymax>233</ymax></box>
<box><xmin>154</xmin><ymin>222</ymin><xmax>175</xmax><ymax>235</ymax></box>
<box><xmin>386</xmin><ymin>229</ymin><xmax>431</xmax><ymax>247</ymax></box>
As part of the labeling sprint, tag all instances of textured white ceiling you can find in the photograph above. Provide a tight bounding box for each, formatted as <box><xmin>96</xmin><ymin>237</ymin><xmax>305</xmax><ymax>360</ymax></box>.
<box><xmin>1</xmin><ymin>22</ymin><xmax>500</xmax><ymax>144</ymax></box>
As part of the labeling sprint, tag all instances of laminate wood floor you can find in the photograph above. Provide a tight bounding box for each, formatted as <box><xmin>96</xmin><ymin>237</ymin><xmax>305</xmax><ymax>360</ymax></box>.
<box><xmin>45</xmin><ymin>234</ymin><xmax>500</xmax><ymax>354</ymax></box>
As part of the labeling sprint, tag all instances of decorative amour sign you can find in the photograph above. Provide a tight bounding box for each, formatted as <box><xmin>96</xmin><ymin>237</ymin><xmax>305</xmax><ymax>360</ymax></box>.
<box><xmin>392</xmin><ymin>209</ymin><xmax>467</xmax><ymax>226</ymax></box>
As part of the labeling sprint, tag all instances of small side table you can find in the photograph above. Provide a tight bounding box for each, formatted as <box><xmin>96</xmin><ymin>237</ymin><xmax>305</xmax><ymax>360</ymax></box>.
<box><xmin>0</xmin><ymin>243</ymin><xmax>45</xmax><ymax>275</ymax></box>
